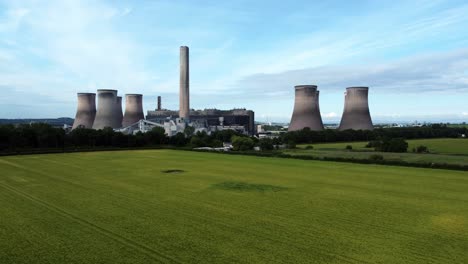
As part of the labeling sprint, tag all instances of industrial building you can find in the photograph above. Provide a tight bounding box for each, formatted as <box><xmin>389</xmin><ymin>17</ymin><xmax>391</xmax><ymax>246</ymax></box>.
<box><xmin>71</xmin><ymin>45</ymin><xmax>255</xmax><ymax>135</ymax></box>
<box><xmin>338</xmin><ymin>87</ymin><xmax>374</xmax><ymax>130</ymax></box>
<box><xmin>146</xmin><ymin>107</ymin><xmax>255</xmax><ymax>135</ymax></box>
<box><xmin>288</xmin><ymin>85</ymin><xmax>324</xmax><ymax>131</ymax></box>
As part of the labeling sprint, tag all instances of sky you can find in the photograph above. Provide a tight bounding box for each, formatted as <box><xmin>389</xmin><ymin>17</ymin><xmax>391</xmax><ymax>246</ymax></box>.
<box><xmin>0</xmin><ymin>0</ymin><xmax>467</xmax><ymax>123</ymax></box>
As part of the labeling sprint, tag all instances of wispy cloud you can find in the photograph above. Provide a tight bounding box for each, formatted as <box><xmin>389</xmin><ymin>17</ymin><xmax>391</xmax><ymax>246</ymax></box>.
<box><xmin>236</xmin><ymin>48</ymin><xmax>468</xmax><ymax>97</ymax></box>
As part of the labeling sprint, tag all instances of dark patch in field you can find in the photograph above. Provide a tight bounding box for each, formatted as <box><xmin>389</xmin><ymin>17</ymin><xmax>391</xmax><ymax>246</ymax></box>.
<box><xmin>161</xmin><ymin>169</ymin><xmax>185</xmax><ymax>174</ymax></box>
<box><xmin>212</xmin><ymin>181</ymin><xmax>288</xmax><ymax>192</ymax></box>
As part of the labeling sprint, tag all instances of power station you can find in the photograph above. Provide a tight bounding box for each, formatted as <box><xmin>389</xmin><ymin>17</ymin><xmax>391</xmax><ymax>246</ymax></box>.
<box><xmin>71</xmin><ymin>46</ymin><xmax>255</xmax><ymax>135</ymax></box>
<box><xmin>338</xmin><ymin>87</ymin><xmax>374</xmax><ymax>130</ymax></box>
<box><xmin>71</xmin><ymin>45</ymin><xmax>374</xmax><ymax>134</ymax></box>
<box><xmin>288</xmin><ymin>85</ymin><xmax>324</xmax><ymax>131</ymax></box>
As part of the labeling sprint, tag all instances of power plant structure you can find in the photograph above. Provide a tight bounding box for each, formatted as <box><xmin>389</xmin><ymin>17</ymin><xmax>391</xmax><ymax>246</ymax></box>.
<box><xmin>116</xmin><ymin>96</ymin><xmax>123</xmax><ymax>128</ymax></box>
<box><xmin>288</xmin><ymin>85</ymin><xmax>324</xmax><ymax>131</ymax></box>
<box><xmin>92</xmin><ymin>89</ymin><xmax>122</xmax><ymax>129</ymax></box>
<box><xmin>179</xmin><ymin>46</ymin><xmax>190</xmax><ymax>121</ymax></box>
<box><xmin>145</xmin><ymin>45</ymin><xmax>255</xmax><ymax>135</ymax></box>
<box><xmin>71</xmin><ymin>45</ymin><xmax>255</xmax><ymax>135</ymax></box>
<box><xmin>122</xmin><ymin>94</ymin><xmax>144</xmax><ymax>127</ymax></box>
<box><xmin>72</xmin><ymin>93</ymin><xmax>96</xmax><ymax>129</ymax></box>
<box><xmin>338</xmin><ymin>87</ymin><xmax>374</xmax><ymax>130</ymax></box>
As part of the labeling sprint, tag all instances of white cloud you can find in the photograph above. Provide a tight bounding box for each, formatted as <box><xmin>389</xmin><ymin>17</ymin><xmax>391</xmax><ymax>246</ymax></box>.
<box><xmin>235</xmin><ymin>48</ymin><xmax>468</xmax><ymax>96</ymax></box>
<box><xmin>462</xmin><ymin>112</ymin><xmax>468</xmax><ymax>116</ymax></box>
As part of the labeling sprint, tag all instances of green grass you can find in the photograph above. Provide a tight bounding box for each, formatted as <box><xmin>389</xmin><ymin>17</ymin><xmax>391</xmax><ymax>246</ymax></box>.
<box><xmin>293</xmin><ymin>138</ymin><xmax>468</xmax><ymax>166</ymax></box>
<box><xmin>299</xmin><ymin>138</ymin><xmax>468</xmax><ymax>155</ymax></box>
<box><xmin>1</xmin><ymin>150</ymin><xmax>467</xmax><ymax>263</ymax></box>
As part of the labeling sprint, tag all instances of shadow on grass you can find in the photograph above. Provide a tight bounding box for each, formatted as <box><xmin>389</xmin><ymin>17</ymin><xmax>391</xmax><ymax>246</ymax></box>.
<box><xmin>212</xmin><ymin>181</ymin><xmax>288</xmax><ymax>192</ymax></box>
<box><xmin>161</xmin><ymin>169</ymin><xmax>185</xmax><ymax>174</ymax></box>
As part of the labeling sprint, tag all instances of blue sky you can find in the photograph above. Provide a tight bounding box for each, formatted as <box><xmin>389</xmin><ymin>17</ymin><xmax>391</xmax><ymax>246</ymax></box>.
<box><xmin>0</xmin><ymin>0</ymin><xmax>467</xmax><ymax>122</ymax></box>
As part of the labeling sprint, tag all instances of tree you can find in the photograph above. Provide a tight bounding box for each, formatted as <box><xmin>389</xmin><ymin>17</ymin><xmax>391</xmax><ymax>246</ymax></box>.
<box><xmin>184</xmin><ymin>126</ymin><xmax>195</xmax><ymax>137</ymax></box>
<box><xmin>258</xmin><ymin>138</ymin><xmax>274</xmax><ymax>151</ymax></box>
<box><xmin>146</xmin><ymin>127</ymin><xmax>167</xmax><ymax>145</ymax></box>
<box><xmin>231</xmin><ymin>135</ymin><xmax>254</xmax><ymax>151</ymax></box>
<box><xmin>374</xmin><ymin>138</ymin><xmax>408</xmax><ymax>153</ymax></box>
<box><xmin>413</xmin><ymin>145</ymin><xmax>429</xmax><ymax>153</ymax></box>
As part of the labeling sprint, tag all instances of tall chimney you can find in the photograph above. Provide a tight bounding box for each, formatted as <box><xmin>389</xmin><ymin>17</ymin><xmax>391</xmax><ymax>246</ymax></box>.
<box><xmin>157</xmin><ymin>96</ymin><xmax>162</xmax><ymax>110</ymax></box>
<box><xmin>72</xmin><ymin>93</ymin><xmax>96</xmax><ymax>129</ymax></box>
<box><xmin>179</xmin><ymin>46</ymin><xmax>189</xmax><ymax>121</ymax></box>
<box><xmin>338</xmin><ymin>87</ymin><xmax>373</xmax><ymax>130</ymax></box>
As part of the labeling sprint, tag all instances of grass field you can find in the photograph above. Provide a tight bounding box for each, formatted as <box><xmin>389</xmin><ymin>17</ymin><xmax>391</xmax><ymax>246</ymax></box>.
<box><xmin>291</xmin><ymin>138</ymin><xmax>468</xmax><ymax>166</ymax></box>
<box><xmin>1</xmin><ymin>150</ymin><xmax>467</xmax><ymax>263</ymax></box>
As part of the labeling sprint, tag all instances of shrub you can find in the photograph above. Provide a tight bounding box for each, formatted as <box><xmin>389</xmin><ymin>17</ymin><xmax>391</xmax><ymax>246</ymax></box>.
<box><xmin>345</xmin><ymin>145</ymin><xmax>353</xmax><ymax>150</ymax></box>
<box><xmin>369</xmin><ymin>154</ymin><xmax>384</xmax><ymax>161</ymax></box>
<box><xmin>305</xmin><ymin>145</ymin><xmax>314</xmax><ymax>150</ymax></box>
<box><xmin>231</xmin><ymin>135</ymin><xmax>254</xmax><ymax>151</ymax></box>
<box><xmin>374</xmin><ymin>138</ymin><xmax>408</xmax><ymax>153</ymax></box>
<box><xmin>413</xmin><ymin>145</ymin><xmax>429</xmax><ymax>153</ymax></box>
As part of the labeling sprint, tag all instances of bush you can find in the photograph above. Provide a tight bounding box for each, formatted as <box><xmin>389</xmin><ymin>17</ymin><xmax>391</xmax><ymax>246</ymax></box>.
<box><xmin>305</xmin><ymin>145</ymin><xmax>314</xmax><ymax>150</ymax></box>
<box><xmin>345</xmin><ymin>145</ymin><xmax>353</xmax><ymax>150</ymax></box>
<box><xmin>373</xmin><ymin>138</ymin><xmax>408</xmax><ymax>153</ymax></box>
<box><xmin>258</xmin><ymin>138</ymin><xmax>274</xmax><ymax>151</ymax></box>
<box><xmin>413</xmin><ymin>145</ymin><xmax>429</xmax><ymax>153</ymax></box>
<box><xmin>369</xmin><ymin>154</ymin><xmax>384</xmax><ymax>161</ymax></box>
<box><xmin>231</xmin><ymin>135</ymin><xmax>254</xmax><ymax>151</ymax></box>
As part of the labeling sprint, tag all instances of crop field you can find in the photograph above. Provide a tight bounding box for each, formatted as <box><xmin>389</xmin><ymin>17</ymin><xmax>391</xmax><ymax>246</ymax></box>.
<box><xmin>1</xmin><ymin>150</ymin><xmax>467</xmax><ymax>263</ymax></box>
<box><xmin>291</xmin><ymin>138</ymin><xmax>468</xmax><ymax>166</ymax></box>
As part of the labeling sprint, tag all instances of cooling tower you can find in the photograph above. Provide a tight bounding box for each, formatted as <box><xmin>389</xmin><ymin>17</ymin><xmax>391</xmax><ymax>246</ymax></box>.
<box><xmin>122</xmin><ymin>94</ymin><xmax>144</xmax><ymax>127</ymax></box>
<box><xmin>72</xmin><ymin>93</ymin><xmax>96</xmax><ymax>129</ymax></box>
<box><xmin>179</xmin><ymin>46</ymin><xmax>189</xmax><ymax>121</ymax></box>
<box><xmin>338</xmin><ymin>87</ymin><xmax>373</xmax><ymax>130</ymax></box>
<box><xmin>116</xmin><ymin>96</ymin><xmax>123</xmax><ymax>127</ymax></box>
<box><xmin>92</xmin><ymin>89</ymin><xmax>121</xmax><ymax>129</ymax></box>
<box><xmin>288</xmin><ymin>85</ymin><xmax>324</xmax><ymax>131</ymax></box>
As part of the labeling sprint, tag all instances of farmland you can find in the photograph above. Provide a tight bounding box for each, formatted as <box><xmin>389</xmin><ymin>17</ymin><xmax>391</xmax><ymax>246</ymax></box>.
<box><xmin>1</xmin><ymin>150</ymin><xmax>467</xmax><ymax>263</ymax></box>
<box><xmin>288</xmin><ymin>138</ymin><xmax>468</xmax><ymax>166</ymax></box>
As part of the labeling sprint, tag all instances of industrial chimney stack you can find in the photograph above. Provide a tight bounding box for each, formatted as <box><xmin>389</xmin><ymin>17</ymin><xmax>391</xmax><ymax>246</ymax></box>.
<box><xmin>157</xmin><ymin>96</ymin><xmax>162</xmax><ymax>110</ymax></box>
<box><xmin>288</xmin><ymin>85</ymin><xmax>324</xmax><ymax>131</ymax></box>
<box><xmin>92</xmin><ymin>89</ymin><xmax>121</xmax><ymax>129</ymax></box>
<box><xmin>179</xmin><ymin>46</ymin><xmax>190</xmax><ymax>121</ymax></box>
<box><xmin>72</xmin><ymin>93</ymin><xmax>96</xmax><ymax>129</ymax></box>
<box><xmin>338</xmin><ymin>87</ymin><xmax>373</xmax><ymax>130</ymax></box>
<box><xmin>122</xmin><ymin>94</ymin><xmax>144</xmax><ymax>127</ymax></box>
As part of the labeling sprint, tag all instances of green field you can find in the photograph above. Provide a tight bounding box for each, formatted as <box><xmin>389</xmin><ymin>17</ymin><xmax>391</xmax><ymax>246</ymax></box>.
<box><xmin>291</xmin><ymin>138</ymin><xmax>468</xmax><ymax>166</ymax></box>
<box><xmin>1</xmin><ymin>150</ymin><xmax>467</xmax><ymax>263</ymax></box>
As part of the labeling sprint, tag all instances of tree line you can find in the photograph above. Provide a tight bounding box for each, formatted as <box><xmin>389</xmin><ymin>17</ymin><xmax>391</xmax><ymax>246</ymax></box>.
<box><xmin>0</xmin><ymin>123</ymin><xmax>466</xmax><ymax>154</ymax></box>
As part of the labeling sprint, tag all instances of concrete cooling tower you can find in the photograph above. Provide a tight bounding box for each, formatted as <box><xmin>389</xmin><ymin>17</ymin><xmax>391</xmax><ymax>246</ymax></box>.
<box><xmin>179</xmin><ymin>46</ymin><xmax>190</xmax><ymax>121</ymax></box>
<box><xmin>338</xmin><ymin>87</ymin><xmax>373</xmax><ymax>130</ymax></box>
<box><xmin>116</xmin><ymin>96</ymin><xmax>123</xmax><ymax>127</ymax></box>
<box><xmin>288</xmin><ymin>85</ymin><xmax>324</xmax><ymax>131</ymax></box>
<box><xmin>92</xmin><ymin>89</ymin><xmax>121</xmax><ymax>129</ymax></box>
<box><xmin>72</xmin><ymin>93</ymin><xmax>96</xmax><ymax>129</ymax></box>
<box><xmin>122</xmin><ymin>94</ymin><xmax>144</xmax><ymax>127</ymax></box>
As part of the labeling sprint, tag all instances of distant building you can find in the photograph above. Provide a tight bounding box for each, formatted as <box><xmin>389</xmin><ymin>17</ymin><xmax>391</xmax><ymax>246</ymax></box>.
<box><xmin>146</xmin><ymin>108</ymin><xmax>255</xmax><ymax>135</ymax></box>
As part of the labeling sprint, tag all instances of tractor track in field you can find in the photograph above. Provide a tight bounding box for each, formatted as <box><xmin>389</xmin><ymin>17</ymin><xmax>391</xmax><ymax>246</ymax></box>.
<box><xmin>0</xmin><ymin>183</ymin><xmax>181</xmax><ymax>264</ymax></box>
